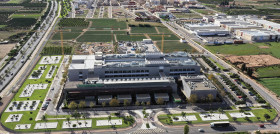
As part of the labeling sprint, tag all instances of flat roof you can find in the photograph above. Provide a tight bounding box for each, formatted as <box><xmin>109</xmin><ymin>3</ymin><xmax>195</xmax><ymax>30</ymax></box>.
<box><xmin>154</xmin><ymin>93</ymin><xmax>169</xmax><ymax>98</ymax></box>
<box><xmin>136</xmin><ymin>94</ymin><xmax>150</xmax><ymax>98</ymax></box>
<box><xmin>117</xmin><ymin>94</ymin><xmax>132</xmax><ymax>99</ymax></box>
<box><xmin>98</xmin><ymin>95</ymin><xmax>112</xmax><ymax>100</ymax></box>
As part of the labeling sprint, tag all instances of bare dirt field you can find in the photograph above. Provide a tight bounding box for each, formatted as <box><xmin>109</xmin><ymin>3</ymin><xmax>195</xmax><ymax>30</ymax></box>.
<box><xmin>226</xmin><ymin>55</ymin><xmax>280</xmax><ymax>68</ymax></box>
<box><xmin>259</xmin><ymin>46</ymin><xmax>270</xmax><ymax>49</ymax></box>
<box><xmin>0</xmin><ymin>44</ymin><xmax>15</xmax><ymax>59</ymax></box>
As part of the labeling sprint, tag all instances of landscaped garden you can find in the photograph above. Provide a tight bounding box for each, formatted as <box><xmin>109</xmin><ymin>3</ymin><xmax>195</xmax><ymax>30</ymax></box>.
<box><xmin>158</xmin><ymin>108</ymin><xmax>277</xmax><ymax>125</ymax></box>
<box><xmin>0</xmin><ymin>56</ymin><xmax>135</xmax><ymax>132</ymax></box>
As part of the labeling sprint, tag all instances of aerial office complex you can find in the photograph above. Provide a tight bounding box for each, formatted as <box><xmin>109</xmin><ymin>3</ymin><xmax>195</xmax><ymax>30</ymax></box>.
<box><xmin>65</xmin><ymin>51</ymin><xmax>201</xmax><ymax>100</ymax></box>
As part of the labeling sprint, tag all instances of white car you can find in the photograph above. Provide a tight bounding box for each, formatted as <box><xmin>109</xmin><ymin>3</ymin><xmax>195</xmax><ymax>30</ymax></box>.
<box><xmin>198</xmin><ymin>128</ymin><xmax>204</xmax><ymax>132</ymax></box>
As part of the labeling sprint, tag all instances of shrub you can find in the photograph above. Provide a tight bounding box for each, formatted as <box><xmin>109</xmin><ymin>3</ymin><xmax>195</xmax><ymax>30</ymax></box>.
<box><xmin>29</xmin><ymin>117</ymin><xmax>33</xmax><ymax>121</ymax></box>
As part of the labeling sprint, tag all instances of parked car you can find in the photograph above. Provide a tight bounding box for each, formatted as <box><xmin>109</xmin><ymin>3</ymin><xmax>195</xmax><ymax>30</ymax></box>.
<box><xmin>46</xmin><ymin>98</ymin><xmax>51</xmax><ymax>101</ymax></box>
<box><xmin>248</xmin><ymin>91</ymin><xmax>254</xmax><ymax>96</ymax></box>
<box><xmin>198</xmin><ymin>128</ymin><xmax>204</xmax><ymax>132</ymax></box>
<box><xmin>259</xmin><ymin>124</ymin><xmax>265</xmax><ymax>128</ymax></box>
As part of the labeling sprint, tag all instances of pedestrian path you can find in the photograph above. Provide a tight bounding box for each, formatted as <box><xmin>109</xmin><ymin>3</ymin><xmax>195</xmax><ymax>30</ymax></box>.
<box><xmin>130</xmin><ymin>128</ymin><xmax>165</xmax><ymax>134</ymax></box>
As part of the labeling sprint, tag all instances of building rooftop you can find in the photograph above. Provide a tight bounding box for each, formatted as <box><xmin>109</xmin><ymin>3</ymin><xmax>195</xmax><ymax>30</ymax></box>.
<box><xmin>98</xmin><ymin>95</ymin><xmax>112</xmax><ymax>101</ymax></box>
<box><xmin>136</xmin><ymin>94</ymin><xmax>150</xmax><ymax>99</ymax></box>
<box><xmin>117</xmin><ymin>94</ymin><xmax>132</xmax><ymax>100</ymax></box>
<box><xmin>154</xmin><ymin>93</ymin><xmax>169</xmax><ymax>98</ymax></box>
<box><xmin>181</xmin><ymin>75</ymin><xmax>216</xmax><ymax>91</ymax></box>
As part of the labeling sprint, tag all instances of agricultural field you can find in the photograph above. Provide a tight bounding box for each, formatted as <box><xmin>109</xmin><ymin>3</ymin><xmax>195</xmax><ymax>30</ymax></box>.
<box><xmin>148</xmin><ymin>34</ymin><xmax>179</xmax><ymax>41</ymax></box>
<box><xmin>130</xmin><ymin>26</ymin><xmax>157</xmax><ymax>34</ymax></box>
<box><xmin>156</xmin><ymin>41</ymin><xmax>194</xmax><ymax>53</ymax></box>
<box><xmin>89</xmin><ymin>19</ymin><xmax>127</xmax><ymax>30</ymax></box>
<box><xmin>156</xmin><ymin>27</ymin><xmax>173</xmax><ymax>34</ymax></box>
<box><xmin>259</xmin><ymin>78</ymin><xmax>280</xmax><ymax>96</ymax></box>
<box><xmin>173</xmin><ymin>13</ymin><xmax>202</xmax><ymax>19</ymax></box>
<box><xmin>77</xmin><ymin>34</ymin><xmax>112</xmax><ymax>42</ymax></box>
<box><xmin>10</xmin><ymin>13</ymin><xmax>41</xmax><ymax>19</ymax></box>
<box><xmin>205</xmin><ymin>42</ymin><xmax>280</xmax><ymax>58</ymax></box>
<box><xmin>58</xmin><ymin>18</ymin><xmax>89</xmax><ymax>27</ymax></box>
<box><xmin>192</xmin><ymin>9</ymin><xmax>216</xmax><ymax>15</ymax></box>
<box><xmin>117</xmin><ymin>35</ymin><xmax>146</xmax><ymax>42</ymax></box>
<box><xmin>0</xmin><ymin>44</ymin><xmax>16</xmax><ymax>59</ymax></box>
<box><xmin>255</xmin><ymin>66</ymin><xmax>280</xmax><ymax>78</ymax></box>
<box><xmin>52</xmin><ymin>32</ymin><xmax>81</xmax><ymax>40</ymax></box>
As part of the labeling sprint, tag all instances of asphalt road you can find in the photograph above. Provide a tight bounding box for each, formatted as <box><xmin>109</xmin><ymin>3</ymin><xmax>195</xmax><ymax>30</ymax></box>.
<box><xmin>0</xmin><ymin>1</ymin><xmax>57</xmax><ymax>95</ymax></box>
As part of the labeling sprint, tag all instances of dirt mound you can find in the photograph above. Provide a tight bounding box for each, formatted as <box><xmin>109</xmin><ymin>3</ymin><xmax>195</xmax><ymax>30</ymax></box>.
<box><xmin>226</xmin><ymin>55</ymin><xmax>280</xmax><ymax>68</ymax></box>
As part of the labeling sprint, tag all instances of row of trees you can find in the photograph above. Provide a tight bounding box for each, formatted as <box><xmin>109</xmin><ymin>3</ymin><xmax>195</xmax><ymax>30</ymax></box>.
<box><xmin>67</xmin><ymin>98</ymin><xmax>167</xmax><ymax>110</ymax></box>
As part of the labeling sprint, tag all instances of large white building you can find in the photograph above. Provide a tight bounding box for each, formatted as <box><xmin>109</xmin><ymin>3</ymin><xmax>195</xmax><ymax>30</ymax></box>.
<box><xmin>235</xmin><ymin>29</ymin><xmax>280</xmax><ymax>41</ymax></box>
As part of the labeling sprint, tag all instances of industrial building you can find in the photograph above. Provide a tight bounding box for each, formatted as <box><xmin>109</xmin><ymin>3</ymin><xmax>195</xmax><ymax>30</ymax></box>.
<box><xmin>247</xmin><ymin>19</ymin><xmax>280</xmax><ymax>33</ymax></box>
<box><xmin>235</xmin><ymin>29</ymin><xmax>280</xmax><ymax>42</ymax></box>
<box><xmin>185</xmin><ymin>23</ymin><xmax>221</xmax><ymax>31</ymax></box>
<box><xmin>194</xmin><ymin>29</ymin><xmax>229</xmax><ymax>36</ymax></box>
<box><xmin>181</xmin><ymin>75</ymin><xmax>217</xmax><ymax>100</ymax></box>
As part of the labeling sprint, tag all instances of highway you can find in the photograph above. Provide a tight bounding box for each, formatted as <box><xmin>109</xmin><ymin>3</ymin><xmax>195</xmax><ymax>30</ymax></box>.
<box><xmin>0</xmin><ymin>1</ymin><xmax>57</xmax><ymax>96</ymax></box>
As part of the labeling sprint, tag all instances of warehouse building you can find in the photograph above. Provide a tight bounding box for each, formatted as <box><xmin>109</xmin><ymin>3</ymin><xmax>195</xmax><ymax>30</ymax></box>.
<box><xmin>235</xmin><ymin>29</ymin><xmax>280</xmax><ymax>42</ymax></box>
<box><xmin>181</xmin><ymin>75</ymin><xmax>217</xmax><ymax>100</ymax></box>
<box><xmin>185</xmin><ymin>23</ymin><xmax>221</xmax><ymax>31</ymax></box>
<box><xmin>247</xmin><ymin>19</ymin><xmax>280</xmax><ymax>32</ymax></box>
<box><xmin>194</xmin><ymin>29</ymin><xmax>229</xmax><ymax>36</ymax></box>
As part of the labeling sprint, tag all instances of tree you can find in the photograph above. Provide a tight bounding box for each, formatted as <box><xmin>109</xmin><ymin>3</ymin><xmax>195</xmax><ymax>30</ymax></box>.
<box><xmin>135</xmin><ymin>101</ymin><xmax>140</xmax><ymax>106</ymax></box>
<box><xmin>241</xmin><ymin>63</ymin><xmax>246</xmax><ymax>72</ymax></box>
<box><xmin>41</xmin><ymin>114</ymin><xmax>47</xmax><ymax>122</ymax></box>
<box><xmin>181</xmin><ymin>112</ymin><xmax>186</xmax><ymax>118</ymax></box>
<box><xmin>208</xmin><ymin>74</ymin><xmax>215</xmax><ymax>81</ymax></box>
<box><xmin>218</xmin><ymin>108</ymin><xmax>224</xmax><ymax>119</ymax></box>
<box><xmin>146</xmin><ymin>101</ymin><xmax>151</xmax><ymax>106</ymax></box>
<box><xmin>108</xmin><ymin>115</ymin><xmax>112</xmax><ymax>122</ymax></box>
<box><xmin>188</xmin><ymin>94</ymin><xmax>198</xmax><ymax>105</ymax></box>
<box><xmin>239</xmin><ymin>109</ymin><xmax>245</xmax><ymax>116</ymax></box>
<box><xmin>141</xmin><ymin>101</ymin><xmax>145</xmax><ymax>106</ymax></box>
<box><xmin>68</xmin><ymin>101</ymin><xmax>77</xmax><ymax>110</ymax></box>
<box><xmin>184</xmin><ymin>124</ymin><xmax>189</xmax><ymax>134</ymax></box>
<box><xmin>109</xmin><ymin>98</ymin><xmax>120</xmax><ymax>107</ymax></box>
<box><xmin>78</xmin><ymin>101</ymin><xmax>86</xmax><ymax>109</ymax></box>
<box><xmin>207</xmin><ymin>94</ymin><xmax>214</xmax><ymax>108</ymax></box>
<box><xmin>123</xmin><ymin>99</ymin><xmax>129</xmax><ymax>106</ymax></box>
<box><xmin>264</xmin><ymin>114</ymin><xmax>270</xmax><ymax>120</ymax></box>
<box><xmin>89</xmin><ymin>101</ymin><xmax>95</xmax><ymax>109</ymax></box>
<box><xmin>102</xmin><ymin>102</ymin><xmax>106</xmax><ymax>107</ymax></box>
<box><xmin>156</xmin><ymin>98</ymin><xmax>164</xmax><ymax>105</ymax></box>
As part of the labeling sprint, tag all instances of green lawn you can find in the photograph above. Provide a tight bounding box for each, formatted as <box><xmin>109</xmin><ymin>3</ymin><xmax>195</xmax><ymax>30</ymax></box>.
<box><xmin>130</xmin><ymin>27</ymin><xmax>157</xmax><ymax>34</ymax></box>
<box><xmin>117</xmin><ymin>35</ymin><xmax>146</xmax><ymax>41</ymax></box>
<box><xmin>77</xmin><ymin>34</ymin><xmax>112</xmax><ymax>42</ymax></box>
<box><xmin>89</xmin><ymin>19</ymin><xmax>127</xmax><ymax>30</ymax></box>
<box><xmin>148</xmin><ymin>34</ymin><xmax>179</xmax><ymax>41</ymax></box>
<box><xmin>1</xmin><ymin>56</ymin><xmax>63</xmax><ymax>132</ymax></box>
<box><xmin>255</xmin><ymin>66</ymin><xmax>280</xmax><ymax>78</ymax></box>
<box><xmin>158</xmin><ymin>108</ymin><xmax>277</xmax><ymax>125</ymax></box>
<box><xmin>205</xmin><ymin>42</ymin><xmax>280</xmax><ymax>58</ymax></box>
<box><xmin>259</xmin><ymin>78</ymin><xmax>280</xmax><ymax>96</ymax></box>
<box><xmin>156</xmin><ymin>41</ymin><xmax>194</xmax><ymax>53</ymax></box>
<box><xmin>52</xmin><ymin>32</ymin><xmax>81</xmax><ymax>40</ymax></box>
<box><xmin>0</xmin><ymin>25</ymin><xmax>6</xmax><ymax>28</ymax></box>
<box><xmin>10</xmin><ymin>14</ymin><xmax>41</xmax><ymax>19</ymax></box>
